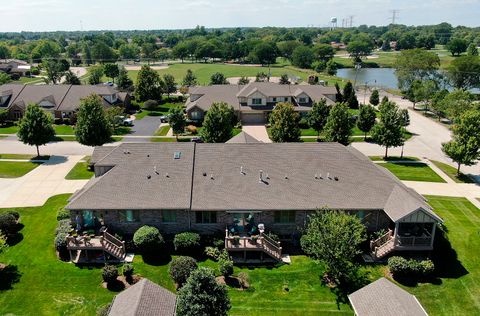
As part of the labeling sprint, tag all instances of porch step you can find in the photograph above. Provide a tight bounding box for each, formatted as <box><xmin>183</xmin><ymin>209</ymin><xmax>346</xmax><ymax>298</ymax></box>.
<box><xmin>372</xmin><ymin>239</ymin><xmax>395</xmax><ymax>260</ymax></box>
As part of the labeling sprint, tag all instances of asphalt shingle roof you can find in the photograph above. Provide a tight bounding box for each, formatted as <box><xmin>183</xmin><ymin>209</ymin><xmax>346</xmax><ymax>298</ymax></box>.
<box><xmin>226</xmin><ymin>131</ymin><xmax>262</xmax><ymax>143</ymax></box>
<box><xmin>66</xmin><ymin>143</ymin><xmax>440</xmax><ymax>223</ymax></box>
<box><xmin>108</xmin><ymin>278</ymin><xmax>176</xmax><ymax>316</ymax></box>
<box><xmin>348</xmin><ymin>278</ymin><xmax>429</xmax><ymax>316</ymax></box>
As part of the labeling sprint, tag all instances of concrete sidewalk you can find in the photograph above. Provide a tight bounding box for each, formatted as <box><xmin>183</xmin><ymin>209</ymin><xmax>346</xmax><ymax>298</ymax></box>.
<box><xmin>0</xmin><ymin>155</ymin><xmax>89</xmax><ymax>208</ymax></box>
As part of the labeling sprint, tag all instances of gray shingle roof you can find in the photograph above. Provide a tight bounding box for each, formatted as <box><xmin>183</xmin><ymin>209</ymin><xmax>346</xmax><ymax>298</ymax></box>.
<box><xmin>226</xmin><ymin>131</ymin><xmax>262</xmax><ymax>143</ymax></box>
<box><xmin>348</xmin><ymin>278</ymin><xmax>429</xmax><ymax>316</ymax></box>
<box><xmin>108</xmin><ymin>278</ymin><xmax>176</xmax><ymax>316</ymax></box>
<box><xmin>66</xmin><ymin>143</ymin><xmax>440</xmax><ymax>223</ymax></box>
<box><xmin>186</xmin><ymin>85</ymin><xmax>242</xmax><ymax>113</ymax></box>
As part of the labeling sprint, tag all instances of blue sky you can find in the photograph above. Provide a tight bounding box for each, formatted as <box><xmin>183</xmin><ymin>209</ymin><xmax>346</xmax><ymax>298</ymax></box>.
<box><xmin>0</xmin><ymin>0</ymin><xmax>478</xmax><ymax>32</ymax></box>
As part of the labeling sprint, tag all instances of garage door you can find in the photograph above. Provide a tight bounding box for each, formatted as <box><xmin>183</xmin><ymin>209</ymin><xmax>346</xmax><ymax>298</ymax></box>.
<box><xmin>241</xmin><ymin>113</ymin><xmax>266</xmax><ymax>125</ymax></box>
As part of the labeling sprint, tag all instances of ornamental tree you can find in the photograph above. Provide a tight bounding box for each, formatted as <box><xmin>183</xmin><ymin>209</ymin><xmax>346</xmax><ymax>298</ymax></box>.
<box><xmin>176</xmin><ymin>267</ymin><xmax>231</xmax><ymax>316</ymax></box>
<box><xmin>369</xmin><ymin>89</ymin><xmax>380</xmax><ymax>106</ymax></box>
<box><xmin>135</xmin><ymin>65</ymin><xmax>163</xmax><ymax>101</ymax></box>
<box><xmin>301</xmin><ymin>210</ymin><xmax>366</xmax><ymax>284</ymax></box>
<box><xmin>168</xmin><ymin>105</ymin><xmax>186</xmax><ymax>140</ymax></box>
<box><xmin>446</xmin><ymin>38</ymin><xmax>468</xmax><ymax>57</ymax></box>
<box><xmin>182</xmin><ymin>69</ymin><xmax>198</xmax><ymax>87</ymax></box>
<box><xmin>103</xmin><ymin>63</ymin><xmax>119</xmax><ymax>83</ymax></box>
<box><xmin>307</xmin><ymin>99</ymin><xmax>330</xmax><ymax>139</ymax></box>
<box><xmin>269</xmin><ymin>102</ymin><xmax>301</xmax><ymax>143</ymax></box>
<box><xmin>75</xmin><ymin>94</ymin><xmax>112</xmax><ymax>146</ymax></box>
<box><xmin>371</xmin><ymin>101</ymin><xmax>404</xmax><ymax>158</ymax></box>
<box><xmin>17</xmin><ymin>103</ymin><xmax>55</xmax><ymax>157</ymax></box>
<box><xmin>200</xmin><ymin>102</ymin><xmax>235</xmax><ymax>143</ymax></box>
<box><xmin>163</xmin><ymin>74</ymin><xmax>177</xmax><ymax>99</ymax></box>
<box><xmin>357</xmin><ymin>104</ymin><xmax>377</xmax><ymax>140</ymax></box>
<box><xmin>324</xmin><ymin>103</ymin><xmax>354</xmax><ymax>145</ymax></box>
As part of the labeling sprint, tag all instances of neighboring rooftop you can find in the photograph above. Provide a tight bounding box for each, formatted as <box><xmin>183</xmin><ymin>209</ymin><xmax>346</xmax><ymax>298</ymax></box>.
<box><xmin>67</xmin><ymin>143</ymin><xmax>439</xmax><ymax>223</ymax></box>
<box><xmin>348</xmin><ymin>278</ymin><xmax>429</xmax><ymax>316</ymax></box>
<box><xmin>226</xmin><ymin>131</ymin><xmax>262</xmax><ymax>143</ymax></box>
<box><xmin>108</xmin><ymin>278</ymin><xmax>176</xmax><ymax>316</ymax></box>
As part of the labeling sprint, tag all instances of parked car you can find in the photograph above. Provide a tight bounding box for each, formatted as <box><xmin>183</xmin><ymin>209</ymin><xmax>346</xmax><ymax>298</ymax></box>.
<box><xmin>122</xmin><ymin>117</ymin><xmax>134</xmax><ymax>126</ymax></box>
<box><xmin>191</xmin><ymin>136</ymin><xmax>204</xmax><ymax>143</ymax></box>
<box><xmin>160</xmin><ymin>115</ymin><xmax>169</xmax><ymax>123</ymax></box>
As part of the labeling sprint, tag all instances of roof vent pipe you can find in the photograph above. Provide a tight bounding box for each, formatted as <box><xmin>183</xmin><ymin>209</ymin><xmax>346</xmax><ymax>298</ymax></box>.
<box><xmin>315</xmin><ymin>173</ymin><xmax>318</xmax><ymax>179</ymax></box>
<box><xmin>240</xmin><ymin>166</ymin><xmax>245</xmax><ymax>175</ymax></box>
<box><xmin>259</xmin><ymin>170</ymin><xmax>263</xmax><ymax>183</ymax></box>
<box><xmin>327</xmin><ymin>172</ymin><xmax>330</xmax><ymax>179</ymax></box>
<box><xmin>210</xmin><ymin>174</ymin><xmax>214</xmax><ymax>180</ymax></box>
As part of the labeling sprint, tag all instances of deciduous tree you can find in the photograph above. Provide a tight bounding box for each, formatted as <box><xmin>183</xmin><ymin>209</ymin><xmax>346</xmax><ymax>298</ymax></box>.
<box><xmin>200</xmin><ymin>102</ymin><xmax>235</xmax><ymax>143</ymax></box>
<box><xmin>163</xmin><ymin>74</ymin><xmax>177</xmax><ymax>99</ymax></box>
<box><xmin>269</xmin><ymin>102</ymin><xmax>301</xmax><ymax>143</ymax></box>
<box><xmin>103</xmin><ymin>63</ymin><xmax>119</xmax><ymax>83</ymax></box>
<box><xmin>168</xmin><ymin>106</ymin><xmax>186</xmax><ymax>140</ymax></box>
<box><xmin>88</xmin><ymin>65</ymin><xmax>104</xmax><ymax>85</ymax></box>
<box><xmin>307</xmin><ymin>99</ymin><xmax>330</xmax><ymax>138</ymax></box>
<box><xmin>447</xmin><ymin>56</ymin><xmax>480</xmax><ymax>90</ymax></box>
<box><xmin>446</xmin><ymin>38</ymin><xmax>468</xmax><ymax>57</ymax></box>
<box><xmin>357</xmin><ymin>104</ymin><xmax>376</xmax><ymax>140</ymax></box>
<box><xmin>75</xmin><ymin>94</ymin><xmax>112</xmax><ymax>146</ymax></box>
<box><xmin>369</xmin><ymin>89</ymin><xmax>379</xmax><ymax>106</ymax></box>
<box><xmin>182</xmin><ymin>69</ymin><xmax>197</xmax><ymax>87</ymax></box>
<box><xmin>371</xmin><ymin>101</ymin><xmax>404</xmax><ymax>158</ymax></box>
<box><xmin>324</xmin><ymin>103</ymin><xmax>354</xmax><ymax>145</ymax></box>
<box><xmin>117</xmin><ymin>66</ymin><xmax>134</xmax><ymax>91</ymax></box>
<box><xmin>210</xmin><ymin>72</ymin><xmax>228</xmax><ymax>85</ymax></box>
<box><xmin>17</xmin><ymin>103</ymin><xmax>55</xmax><ymax>157</ymax></box>
<box><xmin>135</xmin><ymin>65</ymin><xmax>162</xmax><ymax>101</ymax></box>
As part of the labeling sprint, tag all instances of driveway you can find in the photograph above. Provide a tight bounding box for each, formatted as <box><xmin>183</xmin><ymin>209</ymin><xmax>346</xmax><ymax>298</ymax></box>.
<box><xmin>242</xmin><ymin>125</ymin><xmax>272</xmax><ymax>143</ymax></box>
<box><xmin>0</xmin><ymin>155</ymin><xmax>89</xmax><ymax>207</ymax></box>
<box><xmin>128</xmin><ymin>116</ymin><xmax>161</xmax><ymax>142</ymax></box>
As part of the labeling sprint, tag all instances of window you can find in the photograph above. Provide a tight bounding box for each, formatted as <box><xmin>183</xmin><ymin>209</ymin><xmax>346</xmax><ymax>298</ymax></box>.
<box><xmin>299</xmin><ymin>97</ymin><xmax>307</xmax><ymax>103</ymax></box>
<box><xmin>162</xmin><ymin>210</ymin><xmax>177</xmax><ymax>223</ymax></box>
<box><xmin>274</xmin><ymin>211</ymin><xmax>296</xmax><ymax>223</ymax></box>
<box><xmin>191</xmin><ymin>110</ymin><xmax>202</xmax><ymax>120</ymax></box>
<box><xmin>119</xmin><ymin>210</ymin><xmax>139</xmax><ymax>222</ymax></box>
<box><xmin>196</xmin><ymin>211</ymin><xmax>217</xmax><ymax>224</ymax></box>
<box><xmin>252</xmin><ymin>98</ymin><xmax>262</xmax><ymax>105</ymax></box>
<box><xmin>272</xmin><ymin>97</ymin><xmax>277</xmax><ymax>102</ymax></box>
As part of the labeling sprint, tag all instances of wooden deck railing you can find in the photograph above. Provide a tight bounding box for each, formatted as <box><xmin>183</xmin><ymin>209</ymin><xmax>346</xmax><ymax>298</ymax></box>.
<box><xmin>103</xmin><ymin>230</ymin><xmax>126</xmax><ymax>254</ymax></box>
<box><xmin>225</xmin><ymin>229</ymin><xmax>282</xmax><ymax>260</ymax></box>
<box><xmin>370</xmin><ymin>229</ymin><xmax>393</xmax><ymax>252</ymax></box>
<box><xmin>395</xmin><ymin>236</ymin><xmax>432</xmax><ymax>247</ymax></box>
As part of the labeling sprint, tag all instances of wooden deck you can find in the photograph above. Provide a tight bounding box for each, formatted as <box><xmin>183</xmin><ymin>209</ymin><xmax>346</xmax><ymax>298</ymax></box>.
<box><xmin>66</xmin><ymin>230</ymin><xmax>127</xmax><ymax>263</ymax></box>
<box><xmin>225</xmin><ymin>230</ymin><xmax>283</xmax><ymax>261</ymax></box>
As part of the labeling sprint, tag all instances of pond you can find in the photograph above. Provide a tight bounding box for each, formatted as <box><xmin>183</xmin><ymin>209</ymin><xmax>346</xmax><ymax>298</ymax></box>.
<box><xmin>336</xmin><ymin>68</ymin><xmax>399</xmax><ymax>90</ymax></box>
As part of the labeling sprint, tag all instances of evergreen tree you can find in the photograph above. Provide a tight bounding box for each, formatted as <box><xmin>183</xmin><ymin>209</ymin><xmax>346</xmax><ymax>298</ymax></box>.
<box><xmin>334</xmin><ymin>83</ymin><xmax>343</xmax><ymax>102</ymax></box>
<box><xmin>357</xmin><ymin>104</ymin><xmax>377</xmax><ymax>140</ymax></box>
<box><xmin>176</xmin><ymin>267</ymin><xmax>231</xmax><ymax>316</ymax></box>
<box><xmin>210</xmin><ymin>72</ymin><xmax>228</xmax><ymax>85</ymax></box>
<box><xmin>369</xmin><ymin>89</ymin><xmax>380</xmax><ymax>106</ymax></box>
<box><xmin>324</xmin><ymin>103</ymin><xmax>354</xmax><ymax>145</ymax></box>
<box><xmin>307</xmin><ymin>99</ymin><xmax>330</xmax><ymax>139</ymax></box>
<box><xmin>279</xmin><ymin>74</ymin><xmax>290</xmax><ymax>84</ymax></box>
<box><xmin>182</xmin><ymin>69</ymin><xmax>198</xmax><ymax>87</ymax></box>
<box><xmin>200</xmin><ymin>102</ymin><xmax>235</xmax><ymax>143</ymax></box>
<box><xmin>269</xmin><ymin>102</ymin><xmax>301</xmax><ymax>143</ymax></box>
<box><xmin>17</xmin><ymin>103</ymin><xmax>55</xmax><ymax>157</ymax></box>
<box><xmin>64</xmin><ymin>70</ymin><xmax>81</xmax><ymax>85</ymax></box>
<box><xmin>117</xmin><ymin>66</ymin><xmax>134</xmax><ymax>91</ymax></box>
<box><xmin>75</xmin><ymin>94</ymin><xmax>112</xmax><ymax>146</ymax></box>
<box><xmin>163</xmin><ymin>74</ymin><xmax>177</xmax><ymax>99</ymax></box>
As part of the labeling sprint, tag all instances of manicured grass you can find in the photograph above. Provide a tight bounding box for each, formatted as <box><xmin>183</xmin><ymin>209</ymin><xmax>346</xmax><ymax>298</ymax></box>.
<box><xmin>406</xmin><ymin>196</ymin><xmax>480</xmax><ymax>315</ymax></box>
<box><xmin>154</xmin><ymin>125</ymin><xmax>170</xmax><ymax>136</ymax></box>
<box><xmin>0</xmin><ymin>125</ymin><xmax>19</xmax><ymax>134</ymax></box>
<box><xmin>430</xmin><ymin>160</ymin><xmax>474</xmax><ymax>184</ymax></box>
<box><xmin>378</xmin><ymin>162</ymin><xmax>445</xmax><ymax>182</ymax></box>
<box><xmin>151</xmin><ymin>137</ymin><xmax>178</xmax><ymax>142</ymax></box>
<box><xmin>65</xmin><ymin>162</ymin><xmax>94</xmax><ymax>180</ymax></box>
<box><xmin>0</xmin><ymin>161</ymin><xmax>42</xmax><ymax>178</ymax></box>
<box><xmin>135</xmin><ymin>102</ymin><xmax>182</xmax><ymax>120</ymax></box>
<box><xmin>0</xmin><ymin>154</ymin><xmax>49</xmax><ymax>160</ymax></box>
<box><xmin>53</xmin><ymin>125</ymin><xmax>75</xmax><ymax>135</ymax></box>
<box><xmin>369</xmin><ymin>156</ymin><xmax>420</xmax><ymax>162</ymax></box>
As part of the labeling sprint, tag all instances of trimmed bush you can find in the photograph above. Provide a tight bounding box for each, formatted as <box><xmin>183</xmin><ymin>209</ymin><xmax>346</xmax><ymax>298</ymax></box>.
<box><xmin>133</xmin><ymin>226</ymin><xmax>164</xmax><ymax>253</ymax></box>
<box><xmin>54</xmin><ymin>219</ymin><xmax>71</xmax><ymax>256</ymax></box>
<box><xmin>173</xmin><ymin>232</ymin><xmax>201</xmax><ymax>253</ymax></box>
<box><xmin>143</xmin><ymin>99</ymin><xmax>158</xmax><ymax>110</ymax></box>
<box><xmin>0</xmin><ymin>213</ymin><xmax>17</xmax><ymax>235</ymax></box>
<box><xmin>102</xmin><ymin>265</ymin><xmax>119</xmax><ymax>283</ymax></box>
<box><xmin>205</xmin><ymin>246</ymin><xmax>222</xmax><ymax>261</ymax></box>
<box><xmin>388</xmin><ymin>256</ymin><xmax>435</xmax><ymax>278</ymax></box>
<box><xmin>56</xmin><ymin>208</ymin><xmax>70</xmax><ymax>221</ymax></box>
<box><xmin>123</xmin><ymin>264</ymin><xmax>134</xmax><ymax>277</ymax></box>
<box><xmin>186</xmin><ymin>125</ymin><xmax>198</xmax><ymax>135</ymax></box>
<box><xmin>219</xmin><ymin>257</ymin><xmax>234</xmax><ymax>277</ymax></box>
<box><xmin>7</xmin><ymin>211</ymin><xmax>20</xmax><ymax>221</ymax></box>
<box><xmin>55</xmin><ymin>219</ymin><xmax>72</xmax><ymax>235</ymax></box>
<box><xmin>169</xmin><ymin>256</ymin><xmax>198</xmax><ymax>287</ymax></box>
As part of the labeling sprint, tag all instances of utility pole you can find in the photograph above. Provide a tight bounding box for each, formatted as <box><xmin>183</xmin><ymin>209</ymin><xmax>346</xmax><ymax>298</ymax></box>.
<box><xmin>348</xmin><ymin>15</ymin><xmax>354</xmax><ymax>28</ymax></box>
<box><xmin>389</xmin><ymin>10</ymin><xmax>399</xmax><ymax>25</ymax></box>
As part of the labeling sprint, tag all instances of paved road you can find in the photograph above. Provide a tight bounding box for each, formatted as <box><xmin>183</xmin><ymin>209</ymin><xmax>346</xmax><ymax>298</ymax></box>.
<box><xmin>0</xmin><ymin>155</ymin><xmax>88</xmax><ymax>207</ymax></box>
<box><xmin>0</xmin><ymin>138</ymin><xmax>95</xmax><ymax>156</ymax></box>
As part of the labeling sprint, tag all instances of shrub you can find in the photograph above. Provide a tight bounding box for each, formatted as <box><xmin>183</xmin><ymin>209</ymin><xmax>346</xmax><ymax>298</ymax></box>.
<box><xmin>219</xmin><ymin>257</ymin><xmax>234</xmax><ymax>277</ymax></box>
<box><xmin>0</xmin><ymin>213</ymin><xmax>17</xmax><ymax>235</ymax></box>
<box><xmin>133</xmin><ymin>226</ymin><xmax>164</xmax><ymax>253</ymax></box>
<box><xmin>96</xmin><ymin>304</ymin><xmax>111</xmax><ymax>316</ymax></box>
<box><xmin>55</xmin><ymin>219</ymin><xmax>72</xmax><ymax>235</ymax></box>
<box><xmin>205</xmin><ymin>246</ymin><xmax>222</xmax><ymax>261</ymax></box>
<box><xmin>186</xmin><ymin>125</ymin><xmax>197</xmax><ymax>135</ymax></box>
<box><xmin>169</xmin><ymin>256</ymin><xmax>198</xmax><ymax>287</ymax></box>
<box><xmin>54</xmin><ymin>219</ymin><xmax>72</xmax><ymax>255</ymax></box>
<box><xmin>54</xmin><ymin>232</ymin><xmax>68</xmax><ymax>251</ymax></box>
<box><xmin>7</xmin><ymin>211</ymin><xmax>20</xmax><ymax>221</ymax></box>
<box><xmin>102</xmin><ymin>265</ymin><xmax>119</xmax><ymax>283</ymax></box>
<box><xmin>237</xmin><ymin>272</ymin><xmax>249</xmax><ymax>289</ymax></box>
<box><xmin>143</xmin><ymin>99</ymin><xmax>158</xmax><ymax>110</ymax></box>
<box><xmin>213</xmin><ymin>239</ymin><xmax>225</xmax><ymax>249</ymax></box>
<box><xmin>123</xmin><ymin>264</ymin><xmax>134</xmax><ymax>277</ymax></box>
<box><xmin>173</xmin><ymin>232</ymin><xmax>201</xmax><ymax>253</ymax></box>
<box><xmin>388</xmin><ymin>256</ymin><xmax>435</xmax><ymax>278</ymax></box>
<box><xmin>264</xmin><ymin>231</ymin><xmax>280</xmax><ymax>243</ymax></box>
<box><xmin>298</xmin><ymin>117</ymin><xmax>309</xmax><ymax>129</ymax></box>
<box><xmin>56</xmin><ymin>208</ymin><xmax>70</xmax><ymax>221</ymax></box>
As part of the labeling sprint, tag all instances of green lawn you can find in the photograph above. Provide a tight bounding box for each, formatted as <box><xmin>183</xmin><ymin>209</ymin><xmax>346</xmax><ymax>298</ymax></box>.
<box><xmin>53</xmin><ymin>125</ymin><xmax>75</xmax><ymax>135</ymax></box>
<box><xmin>378</xmin><ymin>162</ymin><xmax>445</xmax><ymax>182</ymax></box>
<box><xmin>369</xmin><ymin>156</ymin><xmax>420</xmax><ymax>162</ymax></box>
<box><xmin>65</xmin><ymin>162</ymin><xmax>94</xmax><ymax>180</ymax></box>
<box><xmin>430</xmin><ymin>160</ymin><xmax>474</xmax><ymax>184</ymax></box>
<box><xmin>0</xmin><ymin>154</ymin><xmax>50</xmax><ymax>160</ymax></box>
<box><xmin>135</xmin><ymin>102</ymin><xmax>182</xmax><ymax>120</ymax></box>
<box><xmin>0</xmin><ymin>161</ymin><xmax>42</xmax><ymax>178</ymax></box>
<box><xmin>154</xmin><ymin>125</ymin><xmax>170</xmax><ymax>136</ymax></box>
<box><xmin>0</xmin><ymin>125</ymin><xmax>19</xmax><ymax>134</ymax></box>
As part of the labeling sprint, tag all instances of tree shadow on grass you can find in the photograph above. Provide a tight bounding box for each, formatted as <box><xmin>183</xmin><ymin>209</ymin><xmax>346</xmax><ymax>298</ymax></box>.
<box><xmin>0</xmin><ymin>265</ymin><xmax>22</xmax><ymax>291</ymax></box>
<box><xmin>431</xmin><ymin>227</ymin><xmax>468</xmax><ymax>279</ymax></box>
<box><xmin>6</xmin><ymin>232</ymin><xmax>23</xmax><ymax>247</ymax></box>
<box><xmin>142</xmin><ymin>253</ymin><xmax>172</xmax><ymax>266</ymax></box>
<box><xmin>328</xmin><ymin>269</ymin><xmax>370</xmax><ymax>309</ymax></box>
<box><xmin>106</xmin><ymin>279</ymin><xmax>125</xmax><ymax>292</ymax></box>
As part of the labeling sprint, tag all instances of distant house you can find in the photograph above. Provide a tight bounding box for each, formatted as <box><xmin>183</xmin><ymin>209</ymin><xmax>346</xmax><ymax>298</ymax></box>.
<box><xmin>66</xmin><ymin>143</ymin><xmax>442</xmax><ymax>263</ymax></box>
<box><xmin>348</xmin><ymin>278</ymin><xmax>429</xmax><ymax>316</ymax></box>
<box><xmin>0</xmin><ymin>59</ymin><xmax>32</xmax><ymax>77</ymax></box>
<box><xmin>185</xmin><ymin>82</ymin><xmax>337</xmax><ymax>124</ymax></box>
<box><xmin>108</xmin><ymin>278</ymin><xmax>176</xmax><ymax>316</ymax></box>
<box><xmin>0</xmin><ymin>84</ymin><xmax>131</xmax><ymax>121</ymax></box>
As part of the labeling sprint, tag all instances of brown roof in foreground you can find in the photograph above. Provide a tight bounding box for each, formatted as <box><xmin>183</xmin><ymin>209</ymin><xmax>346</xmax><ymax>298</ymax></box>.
<box><xmin>108</xmin><ymin>278</ymin><xmax>176</xmax><ymax>316</ymax></box>
<box><xmin>348</xmin><ymin>278</ymin><xmax>428</xmax><ymax>316</ymax></box>
<box><xmin>66</xmin><ymin>143</ymin><xmax>440</xmax><ymax>223</ymax></box>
